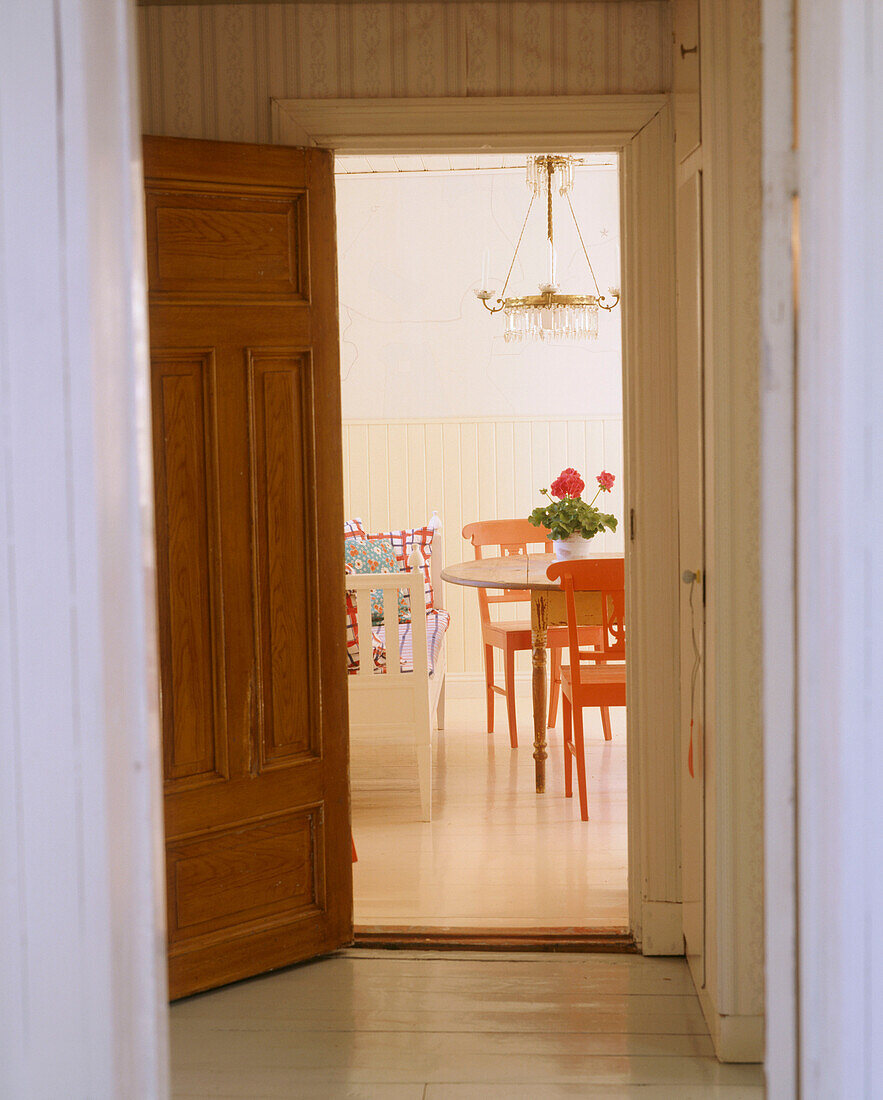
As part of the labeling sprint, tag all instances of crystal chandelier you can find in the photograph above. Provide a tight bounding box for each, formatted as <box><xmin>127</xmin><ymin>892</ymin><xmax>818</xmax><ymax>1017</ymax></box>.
<box><xmin>475</xmin><ymin>154</ymin><xmax>620</xmax><ymax>343</ymax></box>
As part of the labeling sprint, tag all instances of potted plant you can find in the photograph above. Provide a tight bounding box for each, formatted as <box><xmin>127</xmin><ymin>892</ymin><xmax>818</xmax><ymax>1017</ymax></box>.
<box><xmin>528</xmin><ymin>467</ymin><xmax>618</xmax><ymax>560</ymax></box>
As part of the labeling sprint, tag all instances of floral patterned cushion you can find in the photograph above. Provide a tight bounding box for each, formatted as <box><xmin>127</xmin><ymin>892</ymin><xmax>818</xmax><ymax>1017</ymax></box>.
<box><xmin>344</xmin><ymin>538</ymin><xmax>411</xmax><ymax>626</ymax></box>
<box><xmin>344</xmin><ymin>525</ymin><xmax>435</xmax><ymax>610</ymax></box>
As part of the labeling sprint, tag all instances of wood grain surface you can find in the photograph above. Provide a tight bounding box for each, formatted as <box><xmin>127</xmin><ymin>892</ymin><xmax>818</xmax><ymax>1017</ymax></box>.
<box><xmin>145</xmin><ymin>135</ymin><xmax>352</xmax><ymax>999</ymax></box>
<box><xmin>442</xmin><ymin>552</ymin><xmax>622</xmax><ymax>591</ymax></box>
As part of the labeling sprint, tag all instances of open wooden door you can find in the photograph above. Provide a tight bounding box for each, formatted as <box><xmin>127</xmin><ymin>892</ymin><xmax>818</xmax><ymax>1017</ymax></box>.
<box><xmin>143</xmin><ymin>136</ymin><xmax>352</xmax><ymax>999</ymax></box>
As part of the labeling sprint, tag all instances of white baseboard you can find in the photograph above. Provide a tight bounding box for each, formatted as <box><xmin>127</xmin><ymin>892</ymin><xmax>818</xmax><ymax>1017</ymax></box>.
<box><xmin>640</xmin><ymin>900</ymin><xmax>684</xmax><ymax>955</ymax></box>
<box><xmin>443</xmin><ymin>672</ymin><xmax>533</xmax><ymax>699</ymax></box>
<box><xmin>697</xmin><ymin>984</ymin><xmax>765</xmax><ymax>1063</ymax></box>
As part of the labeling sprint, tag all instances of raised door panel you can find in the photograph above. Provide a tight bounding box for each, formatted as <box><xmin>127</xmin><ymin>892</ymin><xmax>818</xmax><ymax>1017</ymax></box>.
<box><xmin>145</xmin><ymin>187</ymin><xmax>308</xmax><ymax>304</ymax></box>
<box><xmin>166</xmin><ymin>807</ymin><xmax>324</xmax><ymax>947</ymax></box>
<box><xmin>248</xmin><ymin>350</ymin><xmax>320</xmax><ymax>768</ymax></box>
<box><xmin>151</xmin><ymin>350</ymin><xmax>227</xmax><ymax>788</ymax></box>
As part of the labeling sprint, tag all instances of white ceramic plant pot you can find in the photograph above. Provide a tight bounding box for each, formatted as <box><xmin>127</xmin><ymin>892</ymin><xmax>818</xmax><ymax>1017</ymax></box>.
<box><xmin>552</xmin><ymin>534</ymin><xmax>595</xmax><ymax>561</ymax></box>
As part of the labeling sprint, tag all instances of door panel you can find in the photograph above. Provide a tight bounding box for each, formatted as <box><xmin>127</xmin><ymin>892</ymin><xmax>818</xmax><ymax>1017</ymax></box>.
<box><xmin>248</xmin><ymin>350</ymin><xmax>319</xmax><ymax>768</ymax></box>
<box><xmin>677</xmin><ymin>169</ymin><xmax>706</xmax><ymax>987</ymax></box>
<box><xmin>144</xmin><ymin>136</ymin><xmax>351</xmax><ymax>1000</ymax></box>
<box><xmin>151</xmin><ymin>349</ymin><xmax>228</xmax><ymax>788</ymax></box>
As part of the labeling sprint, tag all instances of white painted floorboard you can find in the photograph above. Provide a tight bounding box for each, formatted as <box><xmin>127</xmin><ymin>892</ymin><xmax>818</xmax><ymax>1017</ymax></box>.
<box><xmin>169</xmin><ymin>951</ymin><xmax>765</xmax><ymax>1097</ymax></box>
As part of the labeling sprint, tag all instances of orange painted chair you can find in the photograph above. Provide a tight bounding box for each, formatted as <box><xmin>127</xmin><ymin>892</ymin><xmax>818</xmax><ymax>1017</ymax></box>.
<box><xmin>462</xmin><ymin>519</ymin><xmax>600</xmax><ymax>748</ymax></box>
<box><xmin>546</xmin><ymin>558</ymin><xmax>626</xmax><ymax>820</ymax></box>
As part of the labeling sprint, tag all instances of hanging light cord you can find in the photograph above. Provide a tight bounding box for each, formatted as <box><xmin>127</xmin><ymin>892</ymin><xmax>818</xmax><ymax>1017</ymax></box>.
<box><xmin>565</xmin><ymin>191</ymin><xmax>602</xmax><ymax>298</ymax></box>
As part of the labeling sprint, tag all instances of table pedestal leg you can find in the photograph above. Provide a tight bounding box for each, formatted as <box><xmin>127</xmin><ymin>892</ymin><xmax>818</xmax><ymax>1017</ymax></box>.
<box><xmin>531</xmin><ymin>593</ymin><xmax>548</xmax><ymax>793</ymax></box>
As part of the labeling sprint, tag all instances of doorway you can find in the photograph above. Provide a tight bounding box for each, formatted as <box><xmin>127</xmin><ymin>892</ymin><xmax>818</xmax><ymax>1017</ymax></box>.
<box><xmin>335</xmin><ymin>151</ymin><xmax>629</xmax><ymax>938</ymax></box>
<box><xmin>142</xmin><ymin>95</ymin><xmax>681</xmax><ymax>996</ymax></box>
<box><xmin>141</xmin><ymin>94</ymin><xmax>681</xmax><ymax>1005</ymax></box>
<box><xmin>275</xmin><ymin>94</ymin><xmax>682</xmax><ymax>957</ymax></box>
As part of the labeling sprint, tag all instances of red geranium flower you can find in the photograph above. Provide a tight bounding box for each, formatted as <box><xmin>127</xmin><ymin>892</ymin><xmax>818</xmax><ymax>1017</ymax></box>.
<box><xmin>596</xmin><ymin>470</ymin><xmax>615</xmax><ymax>492</ymax></box>
<box><xmin>550</xmin><ymin>467</ymin><xmax>585</xmax><ymax>499</ymax></box>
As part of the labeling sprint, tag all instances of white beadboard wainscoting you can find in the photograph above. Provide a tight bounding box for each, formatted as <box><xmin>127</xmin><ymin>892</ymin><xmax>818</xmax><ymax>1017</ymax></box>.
<box><xmin>342</xmin><ymin>416</ymin><xmax>625</xmax><ymax>687</ymax></box>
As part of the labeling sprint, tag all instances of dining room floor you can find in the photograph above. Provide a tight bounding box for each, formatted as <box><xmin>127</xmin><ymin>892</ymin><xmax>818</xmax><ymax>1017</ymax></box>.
<box><xmin>350</xmin><ymin>688</ymin><xmax>629</xmax><ymax>932</ymax></box>
<box><xmin>169</xmin><ymin>949</ymin><xmax>766</xmax><ymax>1097</ymax></box>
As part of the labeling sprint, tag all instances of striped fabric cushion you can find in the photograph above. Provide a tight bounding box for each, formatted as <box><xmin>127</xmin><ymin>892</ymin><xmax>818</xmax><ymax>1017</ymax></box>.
<box><xmin>344</xmin><ymin>598</ymin><xmax>384</xmax><ymax>673</ymax></box>
<box><xmin>371</xmin><ymin>609</ymin><xmax>450</xmax><ymax>676</ymax></box>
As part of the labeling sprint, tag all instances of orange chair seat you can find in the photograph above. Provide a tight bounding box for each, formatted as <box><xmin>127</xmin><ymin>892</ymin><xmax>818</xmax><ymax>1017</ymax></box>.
<box><xmin>481</xmin><ymin>620</ymin><xmax>577</xmax><ymax>649</ymax></box>
<box><xmin>561</xmin><ymin>663</ymin><xmax>627</xmax><ymax>707</ymax></box>
<box><xmin>561</xmin><ymin>663</ymin><xmax>626</xmax><ymax>685</ymax></box>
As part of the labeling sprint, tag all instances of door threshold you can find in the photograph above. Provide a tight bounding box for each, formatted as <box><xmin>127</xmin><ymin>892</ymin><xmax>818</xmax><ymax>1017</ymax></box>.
<box><xmin>353</xmin><ymin>926</ymin><xmax>636</xmax><ymax>952</ymax></box>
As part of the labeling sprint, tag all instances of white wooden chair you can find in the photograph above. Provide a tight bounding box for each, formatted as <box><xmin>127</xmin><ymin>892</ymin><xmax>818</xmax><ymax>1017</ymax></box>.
<box><xmin>346</xmin><ymin>514</ymin><xmax>446</xmax><ymax>821</ymax></box>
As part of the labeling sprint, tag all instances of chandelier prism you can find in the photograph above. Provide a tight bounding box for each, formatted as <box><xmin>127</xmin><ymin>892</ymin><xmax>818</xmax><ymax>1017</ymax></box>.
<box><xmin>475</xmin><ymin>154</ymin><xmax>620</xmax><ymax>343</ymax></box>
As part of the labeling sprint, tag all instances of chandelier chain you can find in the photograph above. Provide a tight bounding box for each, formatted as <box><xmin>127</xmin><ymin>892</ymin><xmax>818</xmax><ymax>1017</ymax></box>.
<box><xmin>547</xmin><ymin>160</ymin><xmax>554</xmax><ymax>249</ymax></box>
<box><xmin>565</xmin><ymin>191</ymin><xmax>601</xmax><ymax>299</ymax></box>
<box><xmin>498</xmin><ymin>193</ymin><xmax>535</xmax><ymax>302</ymax></box>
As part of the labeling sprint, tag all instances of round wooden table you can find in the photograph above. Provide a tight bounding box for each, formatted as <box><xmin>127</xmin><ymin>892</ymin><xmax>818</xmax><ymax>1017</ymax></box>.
<box><xmin>441</xmin><ymin>552</ymin><xmax>623</xmax><ymax>794</ymax></box>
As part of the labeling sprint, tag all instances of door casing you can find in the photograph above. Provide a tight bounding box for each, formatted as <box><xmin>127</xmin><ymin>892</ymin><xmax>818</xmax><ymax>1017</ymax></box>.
<box><xmin>272</xmin><ymin>94</ymin><xmax>683</xmax><ymax>953</ymax></box>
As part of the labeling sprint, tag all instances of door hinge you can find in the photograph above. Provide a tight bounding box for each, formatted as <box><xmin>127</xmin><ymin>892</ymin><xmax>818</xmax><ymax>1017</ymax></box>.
<box><xmin>629</xmin><ymin>508</ymin><xmax>636</xmax><ymax>541</ymax></box>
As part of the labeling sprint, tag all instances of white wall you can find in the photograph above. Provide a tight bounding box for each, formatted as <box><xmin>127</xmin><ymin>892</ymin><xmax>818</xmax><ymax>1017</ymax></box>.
<box><xmin>337</xmin><ymin>162</ymin><xmax>624</xmax><ymax>682</ymax></box>
<box><xmin>137</xmin><ymin>2</ymin><xmax>673</xmax><ymax>143</ymax></box>
<box><xmin>336</xmin><ymin>162</ymin><xmax>622</xmax><ymax>419</ymax></box>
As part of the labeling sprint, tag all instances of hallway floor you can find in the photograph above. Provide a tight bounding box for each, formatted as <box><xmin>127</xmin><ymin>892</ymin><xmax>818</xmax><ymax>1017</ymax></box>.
<box><xmin>351</xmin><ymin>690</ymin><xmax>629</xmax><ymax>931</ymax></box>
<box><xmin>169</xmin><ymin>950</ymin><xmax>765</xmax><ymax>1097</ymax></box>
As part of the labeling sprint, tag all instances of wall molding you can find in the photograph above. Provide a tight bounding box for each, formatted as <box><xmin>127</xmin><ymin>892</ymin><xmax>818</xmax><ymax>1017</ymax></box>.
<box><xmin>641</xmin><ymin>900</ymin><xmax>684</xmax><ymax>956</ymax></box>
<box><xmin>760</xmin><ymin>0</ymin><xmax>796</xmax><ymax>1091</ymax></box>
<box><xmin>322</xmin><ymin>96</ymin><xmax>680</xmax><ymax>955</ymax></box>
<box><xmin>343</xmin><ymin>415</ymin><xmax>619</xmax><ymax>424</ymax></box>
<box><xmin>272</xmin><ymin>95</ymin><xmax>667</xmax><ymax>153</ymax></box>
<box><xmin>696</xmin><ymin>986</ymin><xmax>765</xmax><ymax>1065</ymax></box>
<box><xmin>619</xmin><ymin>104</ymin><xmax>680</xmax><ymax>950</ymax></box>
<box><xmin>694</xmin><ymin>0</ymin><xmax>764</xmax><ymax>1062</ymax></box>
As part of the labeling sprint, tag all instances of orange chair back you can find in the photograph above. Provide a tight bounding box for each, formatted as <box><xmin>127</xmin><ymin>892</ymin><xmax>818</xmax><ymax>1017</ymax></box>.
<box><xmin>462</xmin><ymin>519</ymin><xmax>551</xmax><ymax>624</ymax></box>
<box><xmin>546</xmin><ymin>558</ymin><xmax>626</xmax><ymax>671</ymax></box>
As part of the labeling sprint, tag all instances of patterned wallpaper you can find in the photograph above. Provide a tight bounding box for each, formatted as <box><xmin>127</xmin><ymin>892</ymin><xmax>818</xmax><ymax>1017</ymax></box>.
<box><xmin>137</xmin><ymin>2</ymin><xmax>672</xmax><ymax>142</ymax></box>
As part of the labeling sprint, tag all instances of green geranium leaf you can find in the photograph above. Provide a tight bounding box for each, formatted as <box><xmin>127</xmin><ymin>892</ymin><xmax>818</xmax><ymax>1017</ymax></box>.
<box><xmin>527</xmin><ymin>491</ymin><xmax>619</xmax><ymax>540</ymax></box>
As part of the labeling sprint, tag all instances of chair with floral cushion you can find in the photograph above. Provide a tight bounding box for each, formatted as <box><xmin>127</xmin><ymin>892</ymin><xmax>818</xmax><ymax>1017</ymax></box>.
<box><xmin>343</xmin><ymin>513</ymin><xmax>448</xmax><ymax>821</ymax></box>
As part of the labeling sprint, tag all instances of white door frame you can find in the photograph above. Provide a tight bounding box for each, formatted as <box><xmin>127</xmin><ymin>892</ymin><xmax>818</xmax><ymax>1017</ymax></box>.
<box><xmin>273</xmin><ymin>93</ymin><xmax>683</xmax><ymax>953</ymax></box>
<box><xmin>763</xmin><ymin>1</ymin><xmax>883</xmax><ymax>1095</ymax></box>
<box><xmin>762</xmin><ymin>0</ymin><xmax>883</xmax><ymax>1093</ymax></box>
<box><xmin>0</xmin><ymin>0</ymin><xmax>168</xmax><ymax>1095</ymax></box>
